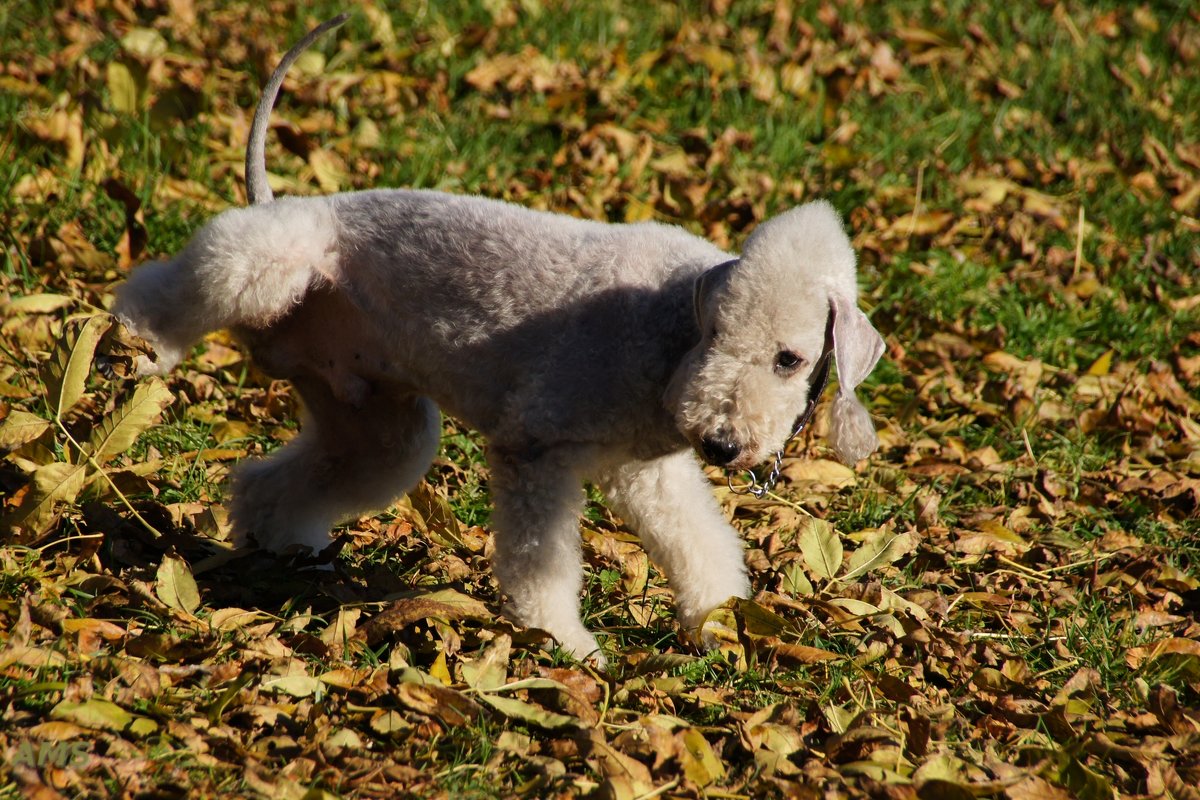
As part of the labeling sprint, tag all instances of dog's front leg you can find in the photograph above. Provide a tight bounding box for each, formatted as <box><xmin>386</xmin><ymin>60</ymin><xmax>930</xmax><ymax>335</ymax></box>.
<box><xmin>487</xmin><ymin>448</ymin><xmax>604</xmax><ymax>667</ymax></box>
<box><xmin>596</xmin><ymin>449</ymin><xmax>750</xmax><ymax>644</ymax></box>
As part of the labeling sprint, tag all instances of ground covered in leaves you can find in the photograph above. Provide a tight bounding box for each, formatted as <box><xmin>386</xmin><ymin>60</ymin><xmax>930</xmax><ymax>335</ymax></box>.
<box><xmin>2</xmin><ymin>1</ymin><xmax>1199</xmax><ymax>798</ymax></box>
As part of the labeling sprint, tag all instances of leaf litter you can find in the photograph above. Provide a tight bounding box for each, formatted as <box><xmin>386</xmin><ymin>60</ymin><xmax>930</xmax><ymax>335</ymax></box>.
<box><xmin>2</xmin><ymin>1</ymin><xmax>1198</xmax><ymax>798</ymax></box>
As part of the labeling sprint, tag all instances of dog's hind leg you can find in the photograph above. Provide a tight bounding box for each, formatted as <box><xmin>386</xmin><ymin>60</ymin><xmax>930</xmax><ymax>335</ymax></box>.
<box><xmin>596</xmin><ymin>450</ymin><xmax>750</xmax><ymax>640</ymax></box>
<box><xmin>113</xmin><ymin>198</ymin><xmax>339</xmax><ymax>375</ymax></box>
<box><xmin>487</xmin><ymin>450</ymin><xmax>605</xmax><ymax>666</ymax></box>
<box><xmin>229</xmin><ymin>377</ymin><xmax>440</xmax><ymax>555</ymax></box>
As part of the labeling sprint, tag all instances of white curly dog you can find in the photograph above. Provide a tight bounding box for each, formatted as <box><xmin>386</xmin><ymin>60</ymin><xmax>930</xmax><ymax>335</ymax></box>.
<box><xmin>113</xmin><ymin>15</ymin><xmax>886</xmax><ymax>664</ymax></box>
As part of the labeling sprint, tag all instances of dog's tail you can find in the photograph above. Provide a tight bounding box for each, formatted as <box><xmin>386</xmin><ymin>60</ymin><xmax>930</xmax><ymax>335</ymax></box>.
<box><xmin>245</xmin><ymin>12</ymin><xmax>350</xmax><ymax>206</ymax></box>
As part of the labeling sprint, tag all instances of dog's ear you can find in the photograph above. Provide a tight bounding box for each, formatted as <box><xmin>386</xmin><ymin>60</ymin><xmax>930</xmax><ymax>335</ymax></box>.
<box><xmin>693</xmin><ymin>259</ymin><xmax>737</xmax><ymax>328</ymax></box>
<box><xmin>826</xmin><ymin>294</ymin><xmax>885</xmax><ymax>464</ymax></box>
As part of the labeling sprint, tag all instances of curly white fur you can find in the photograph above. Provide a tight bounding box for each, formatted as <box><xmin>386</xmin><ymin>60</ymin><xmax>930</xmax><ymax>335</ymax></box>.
<box><xmin>111</xmin><ymin>17</ymin><xmax>886</xmax><ymax>666</ymax></box>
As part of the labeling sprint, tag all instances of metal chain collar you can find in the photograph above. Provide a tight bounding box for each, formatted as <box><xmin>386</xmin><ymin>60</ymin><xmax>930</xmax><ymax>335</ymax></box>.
<box><xmin>726</xmin><ymin>311</ymin><xmax>835</xmax><ymax>499</ymax></box>
<box><xmin>727</xmin><ymin>447</ymin><xmax>788</xmax><ymax>499</ymax></box>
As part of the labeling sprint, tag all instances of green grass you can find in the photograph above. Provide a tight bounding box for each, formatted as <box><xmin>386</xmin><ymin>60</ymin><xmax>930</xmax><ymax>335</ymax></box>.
<box><xmin>2</xmin><ymin>0</ymin><xmax>1199</xmax><ymax>797</ymax></box>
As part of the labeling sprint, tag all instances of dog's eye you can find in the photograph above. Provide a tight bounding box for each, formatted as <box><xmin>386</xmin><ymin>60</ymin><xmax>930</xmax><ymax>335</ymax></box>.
<box><xmin>774</xmin><ymin>350</ymin><xmax>803</xmax><ymax>373</ymax></box>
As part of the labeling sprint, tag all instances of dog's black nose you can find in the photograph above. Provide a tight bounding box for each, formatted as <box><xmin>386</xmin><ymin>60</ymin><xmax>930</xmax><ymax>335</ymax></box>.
<box><xmin>700</xmin><ymin>436</ymin><xmax>741</xmax><ymax>466</ymax></box>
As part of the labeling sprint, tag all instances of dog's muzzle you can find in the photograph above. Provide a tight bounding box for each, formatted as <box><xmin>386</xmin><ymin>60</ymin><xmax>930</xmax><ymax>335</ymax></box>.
<box><xmin>725</xmin><ymin>309</ymin><xmax>835</xmax><ymax>497</ymax></box>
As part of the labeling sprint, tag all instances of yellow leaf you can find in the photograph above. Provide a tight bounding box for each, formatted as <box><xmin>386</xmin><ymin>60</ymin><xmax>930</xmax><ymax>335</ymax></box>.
<box><xmin>209</xmin><ymin>607</ymin><xmax>271</xmax><ymax>630</ymax></box>
<box><xmin>960</xmin><ymin>176</ymin><xmax>1016</xmax><ymax>212</ymax></box>
<box><xmin>781</xmin><ymin>562</ymin><xmax>814</xmax><ymax>596</ymax></box>
<box><xmin>697</xmin><ymin>603</ymin><xmax>739</xmax><ymax>648</ymax></box>
<box><xmin>120</xmin><ymin>28</ymin><xmax>167</xmax><ymax>60</ymax></box>
<box><xmin>50</xmin><ymin>699</ymin><xmax>132</xmax><ymax>732</ymax></box>
<box><xmin>27</xmin><ymin>721</ymin><xmax>89</xmax><ymax>740</ymax></box>
<box><xmin>826</xmin><ymin>597</ymin><xmax>883</xmax><ymax>617</ymax></box>
<box><xmin>591</xmin><ymin>739</ymin><xmax>656</xmax><ymax>797</ymax></box>
<box><xmin>782</xmin><ymin>458</ymin><xmax>857</xmax><ymax>488</ymax></box>
<box><xmin>156</xmin><ymin>553</ymin><xmax>201</xmax><ymax>615</ymax></box>
<box><xmin>429</xmin><ymin>649</ymin><xmax>452</xmax><ymax>686</ymax></box>
<box><xmin>875</xmin><ymin>585</ymin><xmax>931</xmax><ymax>621</ymax></box>
<box><xmin>370</xmin><ymin>710</ymin><xmax>409</xmax><ymax>735</ymax></box>
<box><xmin>0</xmin><ymin>381</ymin><xmax>34</xmax><ymax>400</ymax></box>
<box><xmin>693</xmin><ymin>44</ymin><xmax>735</xmax><ymax>76</ymax></box>
<box><xmin>352</xmin><ymin>118</ymin><xmax>381</xmax><ymax>149</ymax></box>
<box><xmin>87</xmin><ymin>378</ymin><xmax>174</xmax><ymax>464</ymax></box>
<box><xmin>914</xmin><ymin>752</ymin><xmax>969</xmax><ymax>787</ymax></box>
<box><xmin>61</xmin><ymin>618</ymin><xmax>125</xmax><ymax>639</ymax></box>
<box><xmin>4</xmin><ymin>293</ymin><xmax>73</xmax><ymax>314</ymax></box>
<box><xmin>769</xmin><ymin>642</ymin><xmax>841</xmax><ymax>664</ymax></box>
<box><xmin>1086</xmin><ymin>349</ymin><xmax>1115</xmax><ymax>377</ymax></box>
<box><xmin>3</xmin><ymin>462</ymin><xmax>89</xmax><ymax>534</ymax></box>
<box><xmin>362</xmin><ymin>4</ymin><xmax>397</xmax><ymax>46</ymax></box>
<box><xmin>822</xmin><ymin>143</ymin><xmax>861</xmax><ymax>169</ymax></box>
<box><xmin>318</xmin><ymin>667</ymin><xmax>374</xmax><ymax>690</ymax></box>
<box><xmin>649</xmin><ymin>149</ymin><xmax>692</xmax><ymax>177</ymax></box>
<box><xmin>129</xmin><ymin>717</ymin><xmax>158</xmax><ymax>737</ymax></box>
<box><xmin>465</xmin><ymin>51</ymin><xmax>528</xmax><ymax>92</ymax></box>
<box><xmin>355</xmin><ymin>590</ymin><xmax>491</xmax><ymax>646</ymax></box>
<box><xmin>780</xmin><ymin>62</ymin><xmax>813</xmax><ymax>96</ymax></box>
<box><xmin>293</xmin><ymin>49</ymin><xmax>327</xmax><ymax>79</ymax></box>
<box><xmin>679</xmin><ymin>728</ymin><xmax>725</xmax><ymax>787</ymax></box>
<box><xmin>0</xmin><ymin>644</ymin><xmax>68</xmax><ymax>669</ymax></box>
<box><xmin>479</xmin><ymin>694</ymin><xmax>579</xmax><ymax>730</ymax></box>
<box><xmin>1022</xmin><ymin>189</ymin><xmax>1066</xmax><ymax>221</ymax></box>
<box><xmin>42</xmin><ymin>314</ymin><xmax>113</xmax><ymax>419</ymax></box>
<box><xmin>826</xmin><ymin>598</ymin><xmax>903</xmax><ymax>635</ymax></box>
<box><xmin>841</xmin><ymin>529</ymin><xmax>917</xmax><ymax>581</ymax></box>
<box><xmin>1127</xmin><ymin>637</ymin><xmax>1200</xmax><ymax>673</ymax></box>
<box><xmin>106</xmin><ymin>61</ymin><xmax>141</xmax><ymax>114</ymax></box>
<box><xmin>978</xmin><ymin>520</ymin><xmax>1029</xmax><ymax>548</ymax></box>
<box><xmin>796</xmin><ymin>517</ymin><xmax>842</xmax><ymax>581</ymax></box>
<box><xmin>461</xmin><ymin>634</ymin><xmax>511</xmax><ymax>691</ymax></box>
<box><xmin>1171</xmin><ymin>179</ymin><xmax>1200</xmax><ymax>213</ymax></box>
<box><xmin>406</xmin><ymin>483</ymin><xmax>464</xmax><ymax>544</ymax></box>
<box><xmin>0</xmin><ymin>410</ymin><xmax>51</xmax><ymax>450</ymax></box>
<box><xmin>396</xmin><ymin>682</ymin><xmax>481</xmax><ymax>727</ymax></box>
<box><xmin>823</xmin><ymin>702</ymin><xmax>856</xmax><ymax>734</ymax></box>
<box><xmin>307</xmin><ymin>149</ymin><xmax>344</xmax><ymax>193</ymax></box>
<box><xmin>1067</xmin><ymin>276</ymin><xmax>1101</xmax><ymax>299</ymax></box>
<box><xmin>889</xmin><ymin>210</ymin><xmax>954</xmax><ymax>236</ymax></box>
<box><xmin>323</xmin><ymin>728</ymin><xmax>365</xmax><ymax>755</ymax></box>
<box><xmin>420</xmin><ymin>588</ymin><xmax>491</xmax><ymax>618</ymax></box>
<box><xmin>749</xmin><ymin>62</ymin><xmax>777</xmax><ymax>102</ymax></box>
<box><xmin>623</xmin><ymin>197</ymin><xmax>656</xmax><ymax>223</ymax></box>
<box><xmin>736</xmin><ymin>598</ymin><xmax>792</xmax><ymax>637</ymax></box>
<box><xmin>262</xmin><ymin>674</ymin><xmax>325</xmax><ymax>698</ymax></box>
<box><xmin>320</xmin><ymin>607</ymin><xmax>361</xmax><ymax>646</ymax></box>
<box><xmin>896</xmin><ymin>27</ymin><xmax>952</xmax><ymax>48</ymax></box>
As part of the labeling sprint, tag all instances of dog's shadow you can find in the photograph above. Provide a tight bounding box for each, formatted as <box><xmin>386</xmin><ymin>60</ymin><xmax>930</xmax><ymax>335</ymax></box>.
<box><xmin>77</xmin><ymin>499</ymin><xmax>504</xmax><ymax>653</ymax></box>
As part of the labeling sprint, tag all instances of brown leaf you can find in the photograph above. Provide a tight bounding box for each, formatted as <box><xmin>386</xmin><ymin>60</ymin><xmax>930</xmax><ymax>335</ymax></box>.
<box><xmin>396</xmin><ymin>682</ymin><xmax>481</xmax><ymax>727</ymax></box>
<box><xmin>354</xmin><ymin>590</ymin><xmax>491</xmax><ymax>646</ymax></box>
<box><xmin>768</xmin><ymin>641</ymin><xmax>841</xmax><ymax>665</ymax></box>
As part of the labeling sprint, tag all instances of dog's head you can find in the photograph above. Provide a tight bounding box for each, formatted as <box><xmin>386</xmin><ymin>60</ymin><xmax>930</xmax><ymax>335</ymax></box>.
<box><xmin>665</xmin><ymin>201</ymin><xmax>885</xmax><ymax>469</ymax></box>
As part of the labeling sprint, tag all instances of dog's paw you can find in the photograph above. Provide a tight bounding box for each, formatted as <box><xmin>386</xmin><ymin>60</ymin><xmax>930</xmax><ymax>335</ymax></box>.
<box><xmin>557</xmin><ymin>632</ymin><xmax>608</xmax><ymax>670</ymax></box>
<box><xmin>133</xmin><ymin>353</ymin><xmax>168</xmax><ymax>377</ymax></box>
<box><xmin>502</xmin><ymin>603</ymin><xmax>607</xmax><ymax>670</ymax></box>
